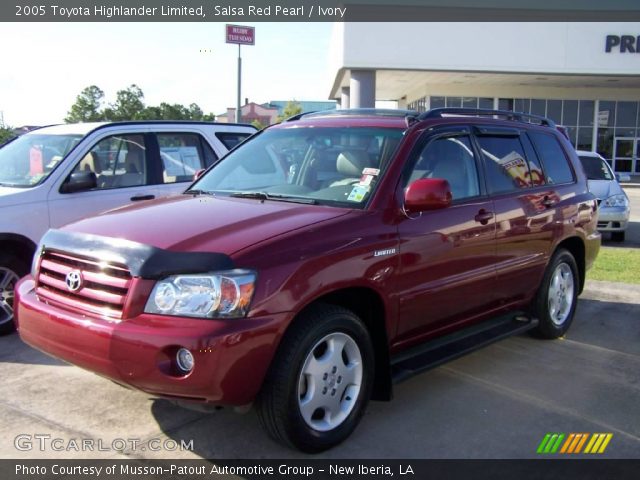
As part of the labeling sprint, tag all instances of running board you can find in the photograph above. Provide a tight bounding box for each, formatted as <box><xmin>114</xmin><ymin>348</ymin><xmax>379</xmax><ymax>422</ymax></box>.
<box><xmin>391</xmin><ymin>313</ymin><xmax>538</xmax><ymax>384</ymax></box>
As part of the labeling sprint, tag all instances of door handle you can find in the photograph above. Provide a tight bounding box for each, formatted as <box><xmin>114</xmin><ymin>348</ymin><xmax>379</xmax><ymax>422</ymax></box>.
<box><xmin>130</xmin><ymin>194</ymin><xmax>155</xmax><ymax>201</ymax></box>
<box><xmin>474</xmin><ymin>209</ymin><xmax>494</xmax><ymax>225</ymax></box>
<box><xmin>541</xmin><ymin>196</ymin><xmax>556</xmax><ymax>208</ymax></box>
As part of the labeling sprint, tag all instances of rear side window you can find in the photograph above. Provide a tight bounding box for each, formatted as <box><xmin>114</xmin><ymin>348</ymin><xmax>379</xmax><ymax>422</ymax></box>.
<box><xmin>156</xmin><ymin>133</ymin><xmax>217</xmax><ymax>183</ymax></box>
<box><xmin>216</xmin><ymin>132</ymin><xmax>252</xmax><ymax>150</ymax></box>
<box><xmin>529</xmin><ymin>132</ymin><xmax>575</xmax><ymax>185</ymax></box>
<box><xmin>476</xmin><ymin>135</ymin><xmax>532</xmax><ymax>194</ymax></box>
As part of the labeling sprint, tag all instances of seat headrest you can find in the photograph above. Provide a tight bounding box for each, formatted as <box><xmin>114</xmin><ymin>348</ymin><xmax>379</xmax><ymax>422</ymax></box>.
<box><xmin>336</xmin><ymin>150</ymin><xmax>369</xmax><ymax>177</ymax></box>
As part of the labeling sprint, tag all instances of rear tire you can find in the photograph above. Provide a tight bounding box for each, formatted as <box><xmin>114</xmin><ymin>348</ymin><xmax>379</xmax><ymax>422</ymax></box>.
<box><xmin>0</xmin><ymin>252</ymin><xmax>29</xmax><ymax>336</ymax></box>
<box><xmin>611</xmin><ymin>231</ymin><xmax>625</xmax><ymax>242</ymax></box>
<box><xmin>530</xmin><ymin>249</ymin><xmax>579</xmax><ymax>339</ymax></box>
<box><xmin>256</xmin><ymin>304</ymin><xmax>374</xmax><ymax>453</ymax></box>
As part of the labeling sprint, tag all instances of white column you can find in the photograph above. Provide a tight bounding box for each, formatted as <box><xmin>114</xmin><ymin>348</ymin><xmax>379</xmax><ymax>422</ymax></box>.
<box><xmin>350</xmin><ymin>70</ymin><xmax>376</xmax><ymax>109</ymax></box>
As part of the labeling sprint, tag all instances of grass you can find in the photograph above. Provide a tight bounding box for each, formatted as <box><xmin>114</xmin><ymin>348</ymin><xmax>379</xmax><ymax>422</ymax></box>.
<box><xmin>587</xmin><ymin>247</ymin><xmax>640</xmax><ymax>284</ymax></box>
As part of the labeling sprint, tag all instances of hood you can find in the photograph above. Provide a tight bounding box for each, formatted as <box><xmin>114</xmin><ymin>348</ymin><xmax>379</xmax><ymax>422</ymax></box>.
<box><xmin>64</xmin><ymin>194</ymin><xmax>350</xmax><ymax>256</ymax></box>
<box><xmin>587</xmin><ymin>179</ymin><xmax>623</xmax><ymax>200</ymax></box>
<box><xmin>0</xmin><ymin>185</ymin><xmax>38</xmax><ymax>207</ymax></box>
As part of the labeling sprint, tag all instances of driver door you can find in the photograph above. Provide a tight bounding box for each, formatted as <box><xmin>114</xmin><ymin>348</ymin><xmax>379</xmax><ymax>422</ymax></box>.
<box><xmin>395</xmin><ymin>127</ymin><xmax>499</xmax><ymax>343</ymax></box>
<box><xmin>48</xmin><ymin>133</ymin><xmax>161</xmax><ymax>228</ymax></box>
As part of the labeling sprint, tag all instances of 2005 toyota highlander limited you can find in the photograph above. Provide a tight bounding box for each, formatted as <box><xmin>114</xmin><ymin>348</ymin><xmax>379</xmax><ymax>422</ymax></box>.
<box><xmin>16</xmin><ymin>108</ymin><xmax>600</xmax><ymax>452</ymax></box>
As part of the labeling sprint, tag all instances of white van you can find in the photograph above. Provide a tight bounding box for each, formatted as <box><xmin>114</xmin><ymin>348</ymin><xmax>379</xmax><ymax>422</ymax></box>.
<box><xmin>0</xmin><ymin>121</ymin><xmax>255</xmax><ymax>333</ymax></box>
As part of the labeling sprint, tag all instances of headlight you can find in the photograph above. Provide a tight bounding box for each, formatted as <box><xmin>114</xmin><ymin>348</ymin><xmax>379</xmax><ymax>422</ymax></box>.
<box><xmin>602</xmin><ymin>194</ymin><xmax>629</xmax><ymax>208</ymax></box>
<box><xmin>144</xmin><ymin>270</ymin><xmax>256</xmax><ymax>318</ymax></box>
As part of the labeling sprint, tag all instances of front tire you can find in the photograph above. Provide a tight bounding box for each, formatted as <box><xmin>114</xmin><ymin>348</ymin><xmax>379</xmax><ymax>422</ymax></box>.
<box><xmin>256</xmin><ymin>304</ymin><xmax>374</xmax><ymax>453</ymax></box>
<box><xmin>531</xmin><ymin>249</ymin><xmax>579</xmax><ymax>339</ymax></box>
<box><xmin>0</xmin><ymin>252</ymin><xmax>28</xmax><ymax>335</ymax></box>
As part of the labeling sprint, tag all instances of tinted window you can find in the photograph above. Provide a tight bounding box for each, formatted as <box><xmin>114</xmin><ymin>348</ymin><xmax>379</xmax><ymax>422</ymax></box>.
<box><xmin>520</xmin><ymin>135</ymin><xmax>545</xmax><ymax>186</ymax></box>
<box><xmin>529</xmin><ymin>132</ymin><xmax>575</xmax><ymax>184</ymax></box>
<box><xmin>579</xmin><ymin>155</ymin><xmax>614</xmax><ymax>181</ymax></box>
<box><xmin>476</xmin><ymin>135</ymin><xmax>532</xmax><ymax>193</ymax></box>
<box><xmin>71</xmin><ymin>134</ymin><xmax>148</xmax><ymax>190</ymax></box>
<box><xmin>216</xmin><ymin>132</ymin><xmax>252</xmax><ymax>150</ymax></box>
<box><xmin>406</xmin><ymin>135</ymin><xmax>480</xmax><ymax>201</ymax></box>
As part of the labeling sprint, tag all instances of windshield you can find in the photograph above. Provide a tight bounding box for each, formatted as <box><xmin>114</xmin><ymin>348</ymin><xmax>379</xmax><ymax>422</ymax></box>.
<box><xmin>191</xmin><ymin>126</ymin><xmax>404</xmax><ymax>208</ymax></box>
<box><xmin>579</xmin><ymin>155</ymin><xmax>614</xmax><ymax>181</ymax></box>
<box><xmin>0</xmin><ymin>133</ymin><xmax>83</xmax><ymax>187</ymax></box>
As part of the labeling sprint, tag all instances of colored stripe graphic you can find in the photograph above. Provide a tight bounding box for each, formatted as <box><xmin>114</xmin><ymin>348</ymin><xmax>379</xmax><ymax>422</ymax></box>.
<box><xmin>585</xmin><ymin>433</ymin><xmax>614</xmax><ymax>454</ymax></box>
<box><xmin>538</xmin><ymin>433</ymin><xmax>612</xmax><ymax>454</ymax></box>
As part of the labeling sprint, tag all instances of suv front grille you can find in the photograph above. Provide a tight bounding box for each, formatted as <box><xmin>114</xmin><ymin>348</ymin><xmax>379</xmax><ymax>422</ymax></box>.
<box><xmin>36</xmin><ymin>251</ymin><xmax>132</xmax><ymax>320</ymax></box>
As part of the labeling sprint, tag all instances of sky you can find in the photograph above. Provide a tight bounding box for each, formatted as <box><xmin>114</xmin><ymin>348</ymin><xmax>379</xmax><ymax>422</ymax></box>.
<box><xmin>0</xmin><ymin>22</ymin><xmax>335</xmax><ymax>126</ymax></box>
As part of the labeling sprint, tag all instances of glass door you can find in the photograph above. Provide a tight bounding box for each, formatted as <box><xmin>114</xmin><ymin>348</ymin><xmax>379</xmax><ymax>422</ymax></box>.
<box><xmin>612</xmin><ymin>137</ymin><xmax>636</xmax><ymax>173</ymax></box>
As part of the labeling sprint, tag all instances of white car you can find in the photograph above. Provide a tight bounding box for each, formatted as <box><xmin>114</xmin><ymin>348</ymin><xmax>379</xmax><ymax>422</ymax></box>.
<box><xmin>576</xmin><ymin>150</ymin><xmax>630</xmax><ymax>242</ymax></box>
<box><xmin>0</xmin><ymin>121</ymin><xmax>255</xmax><ymax>334</ymax></box>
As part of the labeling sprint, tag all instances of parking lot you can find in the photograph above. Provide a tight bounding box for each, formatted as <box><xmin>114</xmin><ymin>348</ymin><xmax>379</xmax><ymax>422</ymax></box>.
<box><xmin>1</xmin><ymin>188</ymin><xmax>639</xmax><ymax>460</ymax></box>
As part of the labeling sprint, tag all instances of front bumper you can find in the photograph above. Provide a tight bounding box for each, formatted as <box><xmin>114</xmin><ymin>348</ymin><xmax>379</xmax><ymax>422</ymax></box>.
<box><xmin>597</xmin><ymin>206</ymin><xmax>630</xmax><ymax>232</ymax></box>
<box><xmin>16</xmin><ymin>277</ymin><xmax>289</xmax><ymax>406</ymax></box>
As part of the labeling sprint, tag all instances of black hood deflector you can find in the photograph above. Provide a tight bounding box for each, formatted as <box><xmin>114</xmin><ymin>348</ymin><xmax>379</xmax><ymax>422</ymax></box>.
<box><xmin>38</xmin><ymin>229</ymin><xmax>234</xmax><ymax>279</ymax></box>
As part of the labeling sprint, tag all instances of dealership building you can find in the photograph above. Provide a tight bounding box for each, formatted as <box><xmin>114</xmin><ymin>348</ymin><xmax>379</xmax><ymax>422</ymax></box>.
<box><xmin>328</xmin><ymin>22</ymin><xmax>640</xmax><ymax>174</ymax></box>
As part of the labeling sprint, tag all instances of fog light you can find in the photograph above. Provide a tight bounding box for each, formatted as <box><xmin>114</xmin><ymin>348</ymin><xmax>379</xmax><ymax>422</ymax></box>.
<box><xmin>176</xmin><ymin>348</ymin><xmax>195</xmax><ymax>373</ymax></box>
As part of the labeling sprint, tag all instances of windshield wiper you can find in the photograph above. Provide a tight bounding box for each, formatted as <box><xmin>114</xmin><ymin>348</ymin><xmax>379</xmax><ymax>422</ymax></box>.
<box><xmin>229</xmin><ymin>191</ymin><xmax>317</xmax><ymax>204</ymax></box>
<box><xmin>185</xmin><ymin>189</ymin><xmax>215</xmax><ymax>196</ymax></box>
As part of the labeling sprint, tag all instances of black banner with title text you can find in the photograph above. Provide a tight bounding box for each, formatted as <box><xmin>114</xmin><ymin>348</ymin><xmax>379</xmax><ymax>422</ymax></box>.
<box><xmin>3</xmin><ymin>459</ymin><xmax>640</xmax><ymax>480</ymax></box>
<box><xmin>3</xmin><ymin>0</ymin><xmax>640</xmax><ymax>22</ymax></box>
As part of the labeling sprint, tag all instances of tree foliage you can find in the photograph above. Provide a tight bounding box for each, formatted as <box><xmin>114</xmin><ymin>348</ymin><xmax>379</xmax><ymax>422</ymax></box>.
<box><xmin>0</xmin><ymin>125</ymin><xmax>15</xmax><ymax>146</ymax></box>
<box><xmin>277</xmin><ymin>101</ymin><xmax>303</xmax><ymax>122</ymax></box>
<box><xmin>65</xmin><ymin>85</ymin><xmax>215</xmax><ymax>123</ymax></box>
<box><xmin>65</xmin><ymin>85</ymin><xmax>105</xmax><ymax>123</ymax></box>
<box><xmin>251</xmin><ymin>119</ymin><xmax>267</xmax><ymax>130</ymax></box>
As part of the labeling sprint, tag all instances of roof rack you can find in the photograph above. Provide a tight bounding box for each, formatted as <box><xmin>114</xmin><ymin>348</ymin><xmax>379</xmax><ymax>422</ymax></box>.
<box><xmin>285</xmin><ymin>108</ymin><xmax>419</xmax><ymax>123</ymax></box>
<box><xmin>418</xmin><ymin>108</ymin><xmax>556</xmax><ymax>128</ymax></box>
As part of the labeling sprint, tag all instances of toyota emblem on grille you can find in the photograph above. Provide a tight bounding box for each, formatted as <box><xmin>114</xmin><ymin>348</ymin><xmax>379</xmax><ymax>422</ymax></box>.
<box><xmin>65</xmin><ymin>270</ymin><xmax>83</xmax><ymax>292</ymax></box>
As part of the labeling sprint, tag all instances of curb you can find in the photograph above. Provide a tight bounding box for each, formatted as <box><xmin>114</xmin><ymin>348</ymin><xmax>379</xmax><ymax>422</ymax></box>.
<box><xmin>582</xmin><ymin>279</ymin><xmax>640</xmax><ymax>305</ymax></box>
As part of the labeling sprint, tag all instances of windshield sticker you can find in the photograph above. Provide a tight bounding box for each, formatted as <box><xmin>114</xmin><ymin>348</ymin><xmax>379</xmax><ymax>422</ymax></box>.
<box><xmin>359</xmin><ymin>174</ymin><xmax>374</xmax><ymax>186</ymax></box>
<box><xmin>347</xmin><ymin>185</ymin><xmax>370</xmax><ymax>202</ymax></box>
<box><xmin>29</xmin><ymin>147</ymin><xmax>44</xmax><ymax>175</ymax></box>
<box><xmin>362</xmin><ymin>167</ymin><xmax>380</xmax><ymax>176</ymax></box>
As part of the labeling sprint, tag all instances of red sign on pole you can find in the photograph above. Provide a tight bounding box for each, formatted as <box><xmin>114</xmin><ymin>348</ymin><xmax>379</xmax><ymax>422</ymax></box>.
<box><xmin>226</xmin><ymin>24</ymin><xmax>255</xmax><ymax>46</ymax></box>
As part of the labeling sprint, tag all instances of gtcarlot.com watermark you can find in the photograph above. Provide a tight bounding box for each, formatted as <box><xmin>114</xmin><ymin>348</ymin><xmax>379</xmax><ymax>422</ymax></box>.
<box><xmin>14</xmin><ymin>434</ymin><xmax>194</xmax><ymax>453</ymax></box>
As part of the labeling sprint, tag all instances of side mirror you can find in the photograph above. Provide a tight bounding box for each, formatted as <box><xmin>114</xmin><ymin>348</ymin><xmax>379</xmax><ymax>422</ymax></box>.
<box><xmin>60</xmin><ymin>171</ymin><xmax>97</xmax><ymax>193</ymax></box>
<box><xmin>404</xmin><ymin>178</ymin><xmax>452</xmax><ymax>213</ymax></box>
<box><xmin>194</xmin><ymin>169</ymin><xmax>206</xmax><ymax>181</ymax></box>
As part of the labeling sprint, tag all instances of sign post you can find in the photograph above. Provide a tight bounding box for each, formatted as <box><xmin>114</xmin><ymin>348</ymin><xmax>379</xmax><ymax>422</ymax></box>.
<box><xmin>226</xmin><ymin>24</ymin><xmax>255</xmax><ymax>123</ymax></box>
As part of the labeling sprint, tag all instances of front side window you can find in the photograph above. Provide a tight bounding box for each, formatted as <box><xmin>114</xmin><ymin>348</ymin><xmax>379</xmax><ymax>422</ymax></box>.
<box><xmin>477</xmin><ymin>135</ymin><xmax>534</xmax><ymax>194</ymax></box>
<box><xmin>70</xmin><ymin>134</ymin><xmax>147</xmax><ymax>190</ymax></box>
<box><xmin>192</xmin><ymin>127</ymin><xmax>404</xmax><ymax>208</ymax></box>
<box><xmin>405</xmin><ymin>135</ymin><xmax>480</xmax><ymax>201</ymax></box>
<box><xmin>0</xmin><ymin>133</ymin><xmax>83</xmax><ymax>187</ymax></box>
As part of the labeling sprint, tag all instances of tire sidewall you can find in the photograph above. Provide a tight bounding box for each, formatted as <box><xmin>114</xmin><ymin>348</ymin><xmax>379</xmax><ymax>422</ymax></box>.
<box><xmin>536</xmin><ymin>249</ymin><xmax>579</xmax><ymax>338</ymax></box>
<box><xmin>0</xmin><ymin>253</ymin><xmax>29</xmax><ymax>335</ymax></box>
<box><xmin>283</xmin><ymin>311</ymin><xmax>374</xmax><ymax>452</ymax></box>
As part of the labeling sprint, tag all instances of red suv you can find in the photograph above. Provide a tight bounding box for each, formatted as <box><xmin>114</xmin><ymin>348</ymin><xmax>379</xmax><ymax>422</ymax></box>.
<box><xmin>16</xmin><ymin>108</ymin><xmax>600</xmax><ymax>452</ymax></box>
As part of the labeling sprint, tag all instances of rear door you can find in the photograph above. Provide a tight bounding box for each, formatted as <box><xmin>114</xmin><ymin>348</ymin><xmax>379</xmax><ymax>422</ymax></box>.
<box><xmin>396</xmin><ymin>126</ymin><xmax>499</xmax><ymax>342</ymax></box>
<box><xmin>474</xmin><ymin>127</ymin><xmax>568</xmax><ymax>306</ymax></box>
